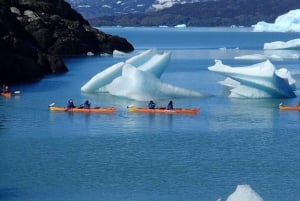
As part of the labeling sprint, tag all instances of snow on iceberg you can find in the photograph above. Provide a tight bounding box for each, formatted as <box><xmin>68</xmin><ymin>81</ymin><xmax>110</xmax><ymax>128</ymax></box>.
<box><xmin>252</xmin><ymin>9</ymin><xmax>300</xmax><ymax>32</ymax></box>
<box><xmin>208</xmin><ymin>60</ymin><xmax>296</xmax><ymax>98</ymax></box>
<box><xmin>81</xmin><ymin>49</ymin><xmax>202</xmax><ymax>101</ymax></box>
<box><xmin>226</xmin><ymin>185</ymin><xmax>263</xmax><ymax>201</ymax></box>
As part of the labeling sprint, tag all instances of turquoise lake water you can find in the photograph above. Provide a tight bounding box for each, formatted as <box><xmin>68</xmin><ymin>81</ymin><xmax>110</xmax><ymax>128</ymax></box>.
<box><xmin>1</xmin><ymin>27</ymin><xmax>300</xmax><ymax>201</ymax></box>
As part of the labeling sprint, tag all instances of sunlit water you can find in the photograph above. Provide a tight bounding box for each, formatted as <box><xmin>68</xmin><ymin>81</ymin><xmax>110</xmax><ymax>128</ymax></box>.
<box><xmin>1</xmin><ymin>27</ymin><xmax>300</xmax><ymax>201</ymax></box>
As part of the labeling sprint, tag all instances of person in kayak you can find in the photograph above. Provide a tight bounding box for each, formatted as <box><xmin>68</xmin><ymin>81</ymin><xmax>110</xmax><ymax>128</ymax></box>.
<box><xmin>83</xmin><ymin>100</ymin><xmax>91</xmax><ymax>109</ymax></box>
<box><xmin>67</xmin><ymin>99</ymin><xmax>76</xmax><ymax>109</ymax></box>
<box><xmin>167</xmin><ymin>100</ymin><xmax>173</xmax><ymax>110</ymax></box>
<box><xmin>148</xmin><ymin>100</ymin><xmax>156</xmax><ymax>109</ymax></box>
<box><xmin>2</xmin><ymin>85</ymin><xmax>10</xmax><ymax>94</ymax></box>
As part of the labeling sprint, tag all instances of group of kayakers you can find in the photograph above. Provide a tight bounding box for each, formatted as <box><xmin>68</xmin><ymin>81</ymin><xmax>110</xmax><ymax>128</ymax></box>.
<box><xmin>66</xmin><ymin>98</ymin><xmax>174</xmax><ymax>110</ymax></box>
<box><xmin>67</xmin><ymin>99</ymin><xmax>91</xmax><ymax>109</ymax></box>
<box><xmin>148</xmin><ymin>100</ymin><xmax>174</xmax><ymax>110</ymax></box>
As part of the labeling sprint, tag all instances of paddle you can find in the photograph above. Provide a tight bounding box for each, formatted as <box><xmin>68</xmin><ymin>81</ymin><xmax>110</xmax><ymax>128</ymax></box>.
<box><xmin>48</xmin><ymin>102</ymin><xmax>55</xmax><ymax>107</ymax></box>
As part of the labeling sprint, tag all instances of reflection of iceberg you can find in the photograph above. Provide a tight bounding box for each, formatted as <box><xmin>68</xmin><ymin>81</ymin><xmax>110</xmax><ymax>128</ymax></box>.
<box><xmin>81</xmin><ymin>49</ymin><xmax>202</xmax><ymax>101</ymax></box>
<box><xmin>208</xmin><ymin>60</ymin><xmax>296</xmax><ymax>98</ymax></box>
<box><xmin>226</xmin><ymin>185</ymin><xmax>263</xmax><ymax>201</ymax></box>
<box><xmin>264</xmin><ymin>38</ymin><xmax>300</xmax><ymax>49</ymax></box>
<box><xmin>252</xmin><ymin>9</ymin><xmax>300</xmax><ymax>32</ymax></box>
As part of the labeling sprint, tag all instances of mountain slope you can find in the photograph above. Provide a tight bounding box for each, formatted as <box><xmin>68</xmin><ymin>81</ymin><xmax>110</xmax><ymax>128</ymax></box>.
<box><xmin>77</xmin><ymin>0</ymin><xmax>299</xmax><ymax>27</ymax></box>
<box><xmin>65</xmin><ymin>0</ymin><xmax>210</xmax><ymax>19</ymax></box>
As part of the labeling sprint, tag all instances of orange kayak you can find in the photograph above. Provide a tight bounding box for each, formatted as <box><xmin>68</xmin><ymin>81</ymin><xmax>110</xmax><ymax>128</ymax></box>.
<box><xmin>1</xmin><ymin>92</ymin><xmax>11</xmax><ymax>98</ymax></box>
<box><xmin>279</xmin><ymin>104</ymin><xmax>300</xmax><ymax>111</ymax></box>
<box><xmin>127</xmin><ymin>106</ymin><xmax>199</xmax><ymax>114</ymax></box>
<box><xmin>49</xmin><ymin>106</ymin><xmax>116</xmax><ymax>113</ymax></box>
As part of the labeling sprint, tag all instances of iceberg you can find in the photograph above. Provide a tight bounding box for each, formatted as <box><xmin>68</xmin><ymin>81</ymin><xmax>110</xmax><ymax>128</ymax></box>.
<box><xmin>226</xmin><ymin>185</ymin><xmax>263</xmax><ymax>201</ymax></box>
<box><xmin>104</xmin><ymin>64</ymin><xmax>201</xmax><ymax>101</ymax></box>
<box><xmin>81</xmin><ymin>49</ymin><xmax>202</xmax><ymax>101</ymax></box>
<box><xmin>81</xmin><ymin>49</ymin><xmax>169</xmax><ymax>93</ymax></box>
<box><xmin>264</xmin><ymin>38</ymin><xmax>300</xmax><ymax>50</ymax></box>
<box><xmin>208</xmin><ymin>60</ymin><xmax>296</xmax><ymax>98</ymax></box>
<box><xmin>252</xmin><ymin>9</ymin><xmax>300</xmax><ymax>32</ymax></box>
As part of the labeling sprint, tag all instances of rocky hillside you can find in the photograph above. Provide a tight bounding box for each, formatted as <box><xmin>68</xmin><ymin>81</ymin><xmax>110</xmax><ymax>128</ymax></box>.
<box><xmin>0</xmin><ymin>0</ymin><xmax>134</xmax><ymax>85</ymax></box>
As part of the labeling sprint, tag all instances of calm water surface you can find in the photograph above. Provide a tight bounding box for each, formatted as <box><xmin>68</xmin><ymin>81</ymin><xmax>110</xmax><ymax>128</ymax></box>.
<box><xmin>1</xmin><ymin>27</ymin><xmax>300</xmax><ymax>201</ymax></box>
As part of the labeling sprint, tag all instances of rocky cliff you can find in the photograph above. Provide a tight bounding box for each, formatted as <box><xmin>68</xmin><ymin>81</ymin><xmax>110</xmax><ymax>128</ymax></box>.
<box><xmin>0</xmin><ymin>0</ymin><xmax>134</xmax><ymax>85</ymax></box>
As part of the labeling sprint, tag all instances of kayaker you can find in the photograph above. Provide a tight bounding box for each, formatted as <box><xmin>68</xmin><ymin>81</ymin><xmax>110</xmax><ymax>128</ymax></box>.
<box><xmin>148</xmin><ymin>100</ymin><xmax>156</xmax><ymax>109</ymax></box>
<box><xmin>67</xmin><ymin>99</ymin><xmax>76</xmax><ymax>109</ymax></box>
<box><xmin>83</xmin><ymin>100</ymin><xmax>91</xmax><ymax>109</ymax></box>
<box><xmin>167</xmin><ymin>100</ymin><xmax>173</xmax><ymax>110</ymax></box>
<box><xmin>2</xmin><ymin>85</ymin><xmax>9</xmax><ymax>93</ymax></box>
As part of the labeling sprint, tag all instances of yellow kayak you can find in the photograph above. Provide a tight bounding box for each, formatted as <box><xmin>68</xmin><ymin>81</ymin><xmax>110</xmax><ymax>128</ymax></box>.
<box><xmin>49</xmin><ymin>106</ymin><xmax>116</xmax><ymax>113</ymax></box>
<box><xmin>1</xmin><ymin>92</ymin><xmax>11</xmax><ymax>98</ymax></box>
<box><xmin>279</xmin><ymin>103</ymin><xmax>300</xmax><ymax>111</ymax></box>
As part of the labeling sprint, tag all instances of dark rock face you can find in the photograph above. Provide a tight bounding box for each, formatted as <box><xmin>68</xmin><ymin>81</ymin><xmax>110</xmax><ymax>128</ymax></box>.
<box><xmin>0</xmin><ymin>0</ymin><xmax>134</xmax><ymax>85</ymax></box>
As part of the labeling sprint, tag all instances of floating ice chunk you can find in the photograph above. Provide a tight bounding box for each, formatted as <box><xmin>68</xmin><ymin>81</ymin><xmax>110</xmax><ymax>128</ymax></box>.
<box><xmin>208</xmin><ymin>60</ymin><xmax>296</xmax><ymax>98</ymax></box>
<box><xmin>113</xmin><ymin>49</ymin><xmax>128</xmax><ymax>56</ymax></box>
<box><xmin>226</xmin><ymin>185</ymin><xmax>263</xmax><ymax>201</ymax></box>
<box><xmin>234</xmin><ymin>54</ymin><xmax>267</xmax><ymax>60</ymax></box>
<box><xmin>175</xmin><ymin>24</ymin><xmax>187</xmax><ymax>28</ymax></box>
<box><xmin>105</xmin><ymin>64</ymin><xmax>202</xmax><ymax>101</ymax></box>
<box><xmin>252</xmin><ymin>9</ymin><xmax>300</xmax><ymax>32</ymax></box>
<box><xmin>86</xmin><ymin>51</ymin><xmax>94</xmax><ymax>56</ymax></box>
<box><xmin>264</xmin><ymin>38</ymin><xmax>300</xmax><ymax>49</ymax></box>
<box><xmin>81</xmin><ymin>49</ymin><xmax>170</xmax><ymax>93</ymax></box>
<box><xmin>81</xmin><ymin>49</ymin><xmax>201</xmax><ymax>100</ymax></box>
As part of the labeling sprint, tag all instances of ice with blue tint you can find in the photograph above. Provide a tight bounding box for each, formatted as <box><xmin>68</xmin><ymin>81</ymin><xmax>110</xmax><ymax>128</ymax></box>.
<box><xmin>208</xmin><ymin>60</ymin><xmax>296</xmax><ymax>98</ymax></box>
<box><xmin>104</xmin><ymin>63</ymin><xmax>201</xmax><ymax>101</ymax></box>
<box><xmin>264</xmin><ymin>38</ymin><xmax>300</xmax><ymax>49</ymax></box>
<box><xmin>234</xmin><ymin>37</ymin><xmax>300</xmax><ymax>61</ymax></box>
<box><xmin>225</xmin><ymin>185</ymin><xmax>264</xmax><ymax>201</ymax></box>
<box><xmin>81</xmin><ymin>49</ymin><xmax>202</xmax><ymax>100</ymax></box>
<box><xmin>252</xmin><ymin>9</ymin><xmax>300</xmax><ymax>32</ymax></box>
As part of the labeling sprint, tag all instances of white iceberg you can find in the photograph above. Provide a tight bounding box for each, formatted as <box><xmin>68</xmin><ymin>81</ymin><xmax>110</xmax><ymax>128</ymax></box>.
<box><xmin>174</xmin><ymin>24</ymin><xmax>187</xmax><ymax>28</ymax></box>
<box><xmin>234</xmin><ymin>54</ymin><xmax>268</xmax><ymax>60</ymax></box>
<box><xmin>234</xmin><ymin>52</ymin><xmax>299</xmax><ymax>61</ymax></box>
<box><xmin>81</xmin><ymin>49</ymin><xmax>169</xmax><ymax>93</ymax></box>
<box><xmin>264</xmin><ymin>38</ymin><xmax>300</xmax><ymax>49</ymax></box>
<box><xmin>208</xmin><ymin>60</ymin><xmax>296</xmax><ymax>98</ymax></box>
<box><xmin>104</xmin><ymin>64</ymin><xmax>202</xmax><ymax>101</ymax></box>
<box><xmin>252</xmin><ymin>9</ymin><xmax>300</xmax><ymax>32</ymax></box>
<box><xmin>226</xmin><ymin>185</ymin><xmax>263</xmax><ymax>201</ymax></box>
<box><xmin>112</xmin><ymin>49</ymin><xmax>128</xmax><ymax>57</ymax></box>
<box><xmin>81</xmin><ymin>49</ymin><xmax>202</xmax><ymax>101</ymax></box>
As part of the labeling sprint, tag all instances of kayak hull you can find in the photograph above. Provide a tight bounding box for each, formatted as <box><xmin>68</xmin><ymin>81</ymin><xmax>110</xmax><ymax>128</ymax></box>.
<box><xmin>127</xmin><ymin>107</ymin><xmax>199</xmax><ymax>114</ymax></box>
<box><xmin>279</xmin><ymin>105</ymin><xmax>300</xmax><ymax>111</ymax></box>
<box><xmin>1</xmin><ymin>93</ymin><xmax>11</xmax><ymax>98</ymax></box>
<box><xmin>49</xmin><ymin>106</ymin><xmax>115</xmax><ymax>113</ymax></box>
